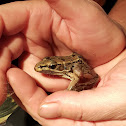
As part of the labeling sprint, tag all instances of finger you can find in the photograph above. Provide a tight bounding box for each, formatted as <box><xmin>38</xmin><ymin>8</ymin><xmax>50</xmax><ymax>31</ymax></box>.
<box><xmin>0</xmin><ymin>34</ymin><xmax>24</xmax><ymax>74</ymax></box>
<box><xmin>0</xmin><ymin>70</ymin><xmax>7</xmax><ymax>104</ymax></box>
<box><xmin>38</xmin><ymin>85</ymin><xmax>126</xmax><ymax>121</ymax></box>
<box><xmin>0</xmin><ymin>1</ymin><xmax>53</xmax><ymax>46</ymax></box>
<box><xmin>0</xmin><ymin>1</ymin><xmax>28</xmax><ymax>104</ymax></box>
<box><xmin>0</xmin><ymin>34</ymin><xmax>24</xmax><ymax>104</ymax></box>
<box><xmin>0</xmin><ymin>2</ymin><xmax>28</xmax><ymax>35</ymax></box>
<box><xmin>0</xmin><ymin>46</ymin><xmax>12</xmax><ymax>104</ymax></box>
<box><xmin>7</xmin><ymin>68</ymin><xmax>47</xmax><ymax>123</ymax></box>
<box><xmin>0</xmin><ymin>1</ymin><xmax>55</xmax><ymax>58</ymax></box>
<box><xmin>45</xmin><ymin>0</ymin><xmax>96</xmax><ymax>19</ymax></box>
<box><xmin>46</xmin><ymin>0</ymin><xmax>125</xmax><ymax>66</ymax></box>
<box><xmin>43</xmin><ymin>119</ymin><xmax>126</xmax><ymax>126</ymax></box>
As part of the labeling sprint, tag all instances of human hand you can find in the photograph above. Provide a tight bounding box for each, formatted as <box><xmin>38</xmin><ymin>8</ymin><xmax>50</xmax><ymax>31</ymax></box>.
<box><xmin>18</xmin><ymin>0</ymin><xmax>125</xmax><ymax>92</ymax></box>
<box><xmin>6</xmin><ymin>0</ymin><xmax>126</xmax><ymax>126</ymax></box>
<box><xmin>0</xmin><ymin>0</ymin><xmax>58</xmax><ymax>103</ymax></box>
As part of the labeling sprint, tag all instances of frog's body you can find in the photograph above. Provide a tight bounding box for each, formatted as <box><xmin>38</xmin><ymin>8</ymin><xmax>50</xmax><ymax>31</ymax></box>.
<box><xmin>34</xmin><ymin>52</ymin><xmax>99</xmax><ymax>91</ymax></box>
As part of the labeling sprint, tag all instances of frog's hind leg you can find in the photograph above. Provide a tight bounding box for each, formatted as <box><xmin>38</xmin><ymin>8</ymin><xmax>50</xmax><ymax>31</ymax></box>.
<box><xmin>71</xmin><ymin>75</ymin><xmax>99</xmax><ymax>92</ymax></box>
<box><xmin>64</xmin><ymin>73</ymin><xmax>79</xmax><ymax>91</ymax></box>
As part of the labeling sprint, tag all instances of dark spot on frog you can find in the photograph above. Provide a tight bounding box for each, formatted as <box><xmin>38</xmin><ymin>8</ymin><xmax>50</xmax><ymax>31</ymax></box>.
<box><xmin>60</xmin><ymin>58</ymin><xmax>65</xmax><ymax>61</ymax></box>
<box><xmin>72</xmin><ymin>53</ymin><xmax>76</xmax><ymax>57</ymax></box>
<box><xmin>38</xmin><ymin>65</ymin><xmax>47</xmax><ymax>68</ymax></box>
<box><xmin>45</xmin><ymin>57</ymin><xmax>51</xmax><ymax>60</ymax></box>
<box><xmin>57</xmin><ymin>64</ymin><xmax>64</xmax><ymax>71</ymax></box>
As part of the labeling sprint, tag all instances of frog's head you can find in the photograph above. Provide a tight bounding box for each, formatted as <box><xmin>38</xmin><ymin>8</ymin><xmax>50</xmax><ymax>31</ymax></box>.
<box><xmin>34</xmin><ymin>56</ymin><xmax>66</xmax><ymax>75</ymax></box>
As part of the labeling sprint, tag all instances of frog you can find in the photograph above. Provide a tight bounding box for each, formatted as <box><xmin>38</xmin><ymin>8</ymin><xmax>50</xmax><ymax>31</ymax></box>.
<box><xmin>34</xmin><ymin>52</ymin><xmax>99</xmax><ymax>92</ymax></box>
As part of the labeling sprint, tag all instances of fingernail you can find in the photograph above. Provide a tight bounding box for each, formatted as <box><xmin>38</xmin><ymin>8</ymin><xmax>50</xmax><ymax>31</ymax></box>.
<box><xmin>39</xmin><ymin>102</ymin><xmax>60</xmax><ymax>118</ymax></box>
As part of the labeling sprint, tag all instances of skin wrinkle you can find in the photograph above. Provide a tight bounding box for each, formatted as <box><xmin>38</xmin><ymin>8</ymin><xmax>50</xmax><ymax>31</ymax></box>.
<box><xmin>51</xmin><ymin>12</ymin><xmax>72</xmax><ymax>55</ymax></box>
<box><xmin>30</xmin><ymin>1</ymin><xmax>52</xmax><ymax>43</ymax></box>
<box><xmin>75</xmin><ymin>101</ymin><xmax>84</xmax><ymax>121</ymax></box>
<box><xmin>63</xmin><ymin>19</ymin><xmax>73</xmax><ymax>51</ymax></box>
<box><xmin>23</xmin><ymin>2</ymin><xmax>53</xmax><ymax>57</ymax></box>
<box><xmin>52</xmin><ymin>11</ymin><xmax>62</xmax><ymax>54</ymax></box>
<box><xmin>0</xmin><ymin>13</ymin><xmax>6</xmax><ymax>36</ymax></box>
<box><xmin>74</xmin><ymin>121</ymin><xmax>96</xmax><ymax>126</ymax></box>
<box><xmin>0</xmin><ymin>16</ymin><xmax>4</xmax><ymax>37</ymax></box>
<box><xmin>9</xmin><ymin>34</ymin><xmax>25</xmax><ymax>60</ymax></box>
<box><xmin>52</xmin><ymin>10</ymin><xmax>72</xmax><ymax>49</ymax></box>
<box><xmin>1</xmin><ymin>6</ymin><xmax>28</xmax><ymax>35</ymax></box>
<box><xmin>52</xmin><ymin>11</ymin><xmax>62</xmax><ymax>38</ymax></box>
<box><xmin>0</xmin><ymin>48</ymin><xmax>11</xmax><ymax>72</ymax></box>
<box><xmin>59</xmin><ymin>19</ymin><xmax>72</xmax><ymax>47</ymax></box>
<box><xmin>25</xmin><ymin>36</ymin><xmax>51</xmax><ymax>52</ymax></box>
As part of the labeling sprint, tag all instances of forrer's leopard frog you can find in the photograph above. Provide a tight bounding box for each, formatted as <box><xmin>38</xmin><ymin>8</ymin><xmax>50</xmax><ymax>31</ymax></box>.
<box><xmin>34</xmin><ymin>52</ymin><xmax>99</xmax><ymax>91</ymax></box>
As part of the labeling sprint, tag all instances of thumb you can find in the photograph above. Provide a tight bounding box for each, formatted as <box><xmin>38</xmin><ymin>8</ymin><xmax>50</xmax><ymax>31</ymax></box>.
<box><xmin>45</xmin><ymin>0</ymin><xmax>101</xmax><ymax>20</ymax></box>
<box><xmin>38</xmin><ymin>85</ymin><xmax>126</xmax><ymax>121</ymax></box>
<box><xmin>45</xmin><ymin>0</ymin><xmax>125</xmax><ymax>66</ymax></box>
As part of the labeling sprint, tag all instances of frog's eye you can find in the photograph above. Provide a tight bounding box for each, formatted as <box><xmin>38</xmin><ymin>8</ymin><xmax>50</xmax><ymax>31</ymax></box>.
<box><xmin>38</xmin><ymin>65</ymin><xmax>44</xmax><ymax>68</ymax></box>
<box><xmin>49</xmin><ymin>64</ymin><xmax>56</xmax><ymax>69</ymax></box>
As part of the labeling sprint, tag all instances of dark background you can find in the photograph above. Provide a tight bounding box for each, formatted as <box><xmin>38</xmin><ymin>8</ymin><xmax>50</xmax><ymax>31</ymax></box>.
<box><xmin>0</xmin><ymin>0</ymin><xmax>24</xmax><ymax>4</ymax></box>
<box><xmin>0</xmin><ymin>0</ymin><xmax>117</xmax><ymax>126</ymax></box>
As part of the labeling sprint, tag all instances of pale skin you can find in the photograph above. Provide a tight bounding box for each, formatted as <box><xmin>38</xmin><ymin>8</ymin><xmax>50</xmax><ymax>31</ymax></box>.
<box><xmin>0</xmin><ymin>0</ymin><xmax>125</xmax><ymax>125</ymax></box>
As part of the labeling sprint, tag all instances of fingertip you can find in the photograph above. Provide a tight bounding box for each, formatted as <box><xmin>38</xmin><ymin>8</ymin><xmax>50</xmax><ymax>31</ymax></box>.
<box><xmin>7</xmin><ymin>67</ymin><xmax>18</xmax><ymax>82</ymax></box>
<box><xmin>39</xmin><ymin>102</ymin><xmax>60</xmax><ymax>118</ymax></box>
<box><xmin>38</xmin><ymin>91</ymin><xmax>80</xmax><ymax>119</ymax></box>
<box><xmin>7</xmin><ymin>68</ymin><xmax>37</xmax><ymax>101</ymax></box>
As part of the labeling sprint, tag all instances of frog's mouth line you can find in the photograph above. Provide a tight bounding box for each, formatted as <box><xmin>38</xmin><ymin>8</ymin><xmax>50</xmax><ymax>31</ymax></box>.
<box><xmin>39</xmin><ymin>70</ymin><xmax>65</xmax><ymax>75</ymax></box>
<box><xmin>41</xmin><ymin>73</ymin><xmax>67</xmax><ymax>80</ymax></box>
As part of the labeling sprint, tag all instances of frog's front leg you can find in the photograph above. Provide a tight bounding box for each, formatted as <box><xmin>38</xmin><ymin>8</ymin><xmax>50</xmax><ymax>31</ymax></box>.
<box><xmin>62</xmin><ymin>73</ymin><xmax>79</xmax><ymax>90</ymax></box>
